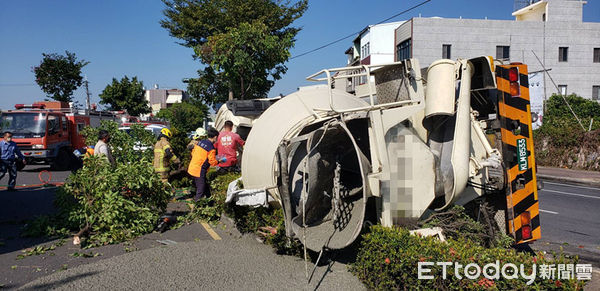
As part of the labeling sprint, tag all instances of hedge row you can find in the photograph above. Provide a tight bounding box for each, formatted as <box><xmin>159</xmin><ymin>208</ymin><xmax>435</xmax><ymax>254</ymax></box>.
<box><xmin>350</xmin><ymin>225</ymin><xmax>585</xmax><ymax>290</ymax></box>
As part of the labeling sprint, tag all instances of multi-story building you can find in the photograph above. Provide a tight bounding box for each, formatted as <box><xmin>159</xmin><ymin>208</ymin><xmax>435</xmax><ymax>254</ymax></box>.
<box><xmin>144</xmin><ymin>85</ymin><xmax>189</xmax><ymax>115</ymax></box>
<box><xmin>392</xmin><ymin>0</ymin><xmax>600</xmax><ymax>100</ymax></box>
<box><xmin>345</xmin><ymin>21</ymin><xmax>405</xmax><ymax>94</ymax></box>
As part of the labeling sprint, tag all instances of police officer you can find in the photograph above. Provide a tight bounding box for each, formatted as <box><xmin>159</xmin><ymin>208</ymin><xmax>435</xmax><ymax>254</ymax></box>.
<box><xmin>0</xmin><ymin>132</ymin><xmax>26</xmax><ymax>191</ymax></box>
<box><xmin>153</xmin><ymin>128</ymin><xmax>180</xmax><ymax>183</ymax></box>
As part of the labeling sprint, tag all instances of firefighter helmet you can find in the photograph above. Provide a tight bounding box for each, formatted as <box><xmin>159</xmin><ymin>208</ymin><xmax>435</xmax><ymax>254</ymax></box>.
<box><xmin>161</xmin><ymin>128</ymin><xmax>173</xmax><ymax>138</ymax></box>
<box><xmin>192</xmin><ymin>128</ymin><xmax>207</xmax><ymax>140</ymax></box>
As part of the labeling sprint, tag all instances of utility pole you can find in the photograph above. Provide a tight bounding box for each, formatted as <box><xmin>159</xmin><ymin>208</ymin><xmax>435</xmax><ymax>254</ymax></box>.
<box><xmin>84</xmin><ymin>75</ymin><xmax>91</xmax><ymax>111</ymax></box>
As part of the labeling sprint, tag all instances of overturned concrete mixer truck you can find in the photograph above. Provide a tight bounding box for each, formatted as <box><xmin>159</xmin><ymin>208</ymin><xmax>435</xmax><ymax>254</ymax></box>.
<box><xmin>240</xmin><ymin>56</ymin><xmax>541</xmax><ymax>251</ymax></box>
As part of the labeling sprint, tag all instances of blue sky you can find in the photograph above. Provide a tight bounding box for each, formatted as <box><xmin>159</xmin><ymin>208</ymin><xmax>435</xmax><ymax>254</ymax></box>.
<box><xmin>1</xmin><ymin>0</ymin><xmax>599</xmax><ymax>110</ymax></box>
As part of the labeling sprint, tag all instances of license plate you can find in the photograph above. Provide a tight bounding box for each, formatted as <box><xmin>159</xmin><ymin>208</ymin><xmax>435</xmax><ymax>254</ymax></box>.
<box><xmin>517</xmin><ymin>138</ymin><xmax>528</xmax><ymax>171</ymax></box>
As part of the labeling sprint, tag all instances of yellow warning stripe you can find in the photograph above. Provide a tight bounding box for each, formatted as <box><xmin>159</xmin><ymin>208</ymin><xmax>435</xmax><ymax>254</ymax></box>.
<box><xmin>510</xmin><ymin>180</ymin><xmax>535</xmax><ymax>207</ymax></box>
<box><xmin>506</xmin><ymin>155</ymin><xmax>535</xmax><ymax>180</ymax></box>
<box><xmin>500</xmin><ymin>128</ymin><xmax>527</xmax><ymax>147</ymax></box>
<box><xmin>512</xmin><ymin>201</ymin><xmax>539</xmax><ymax>231</ymax></box>
<box><xmin>497</xmin><ymin>64</ymin><xmax>540</xmax><ymax>243</ymax></box>
<box><xmin>201</xmin><ymin>222</ymin><xmax>222</xmax><ymax>240</ymax></box>
<box><xmin>498</xmin><ymin>102</ymin><xmax>529</xmax><ymax>123</ymax></box>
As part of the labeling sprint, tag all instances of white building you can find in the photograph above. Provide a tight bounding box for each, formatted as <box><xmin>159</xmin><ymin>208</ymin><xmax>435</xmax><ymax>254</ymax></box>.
<box><xmin>345</xmin><ymin>21</ymin><xmax>405</xmax><ymax>94</ymax></box>
<box><xmin>392</xmin><ymin>0</ymin><xmax>600</xmax><ymax>100</ymax></box>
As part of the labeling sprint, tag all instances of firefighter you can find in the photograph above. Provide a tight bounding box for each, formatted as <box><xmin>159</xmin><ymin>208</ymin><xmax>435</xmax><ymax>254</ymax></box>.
<box><xmin>153</xmin><ymin>128</ymin><xmax>180</xmax><ymax>183</ymax></box>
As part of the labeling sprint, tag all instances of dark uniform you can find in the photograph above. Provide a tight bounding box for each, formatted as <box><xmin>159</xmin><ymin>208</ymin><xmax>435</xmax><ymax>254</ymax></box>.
<box><xmin>0</xmin><ymin>139</ymin><xmax>25</xmax><ymax>190</ymax></box>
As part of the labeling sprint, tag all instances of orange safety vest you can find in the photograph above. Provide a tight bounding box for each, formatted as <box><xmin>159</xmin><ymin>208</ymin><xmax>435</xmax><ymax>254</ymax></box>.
<box><xmin>187</xmin><ymin>140</ymin><xmax>218</xmax><ymax>177</ymax></box>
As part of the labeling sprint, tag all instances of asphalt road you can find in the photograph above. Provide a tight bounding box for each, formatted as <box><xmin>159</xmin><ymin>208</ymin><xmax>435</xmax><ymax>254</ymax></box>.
<box><xmin>2</xmin><ymin>164</ymin><xmax>71</xmax><ymax>188</ymax></box>
<box><xmin>0</xmin><ymin>165</ymin><xmax>72</xmax><ymax>289</ymax></box>
<box><xmin>18</xmin><ymin>236</ymin><xmax>364</xmax><ymax>290</ymax></box>
<box><xmin>536</xmin><ymin>180</ymin><xmax>600</xmax><ymax>263</ymax></box>
<box><xmin>1</xmin><ymin>165</ymin><xmax>363</xmax><ymax>290</ymax></box>
<box><xmin>2</xmin><ymin>166</ymin><xmax>599</xmax><ymax>289</ymax></box>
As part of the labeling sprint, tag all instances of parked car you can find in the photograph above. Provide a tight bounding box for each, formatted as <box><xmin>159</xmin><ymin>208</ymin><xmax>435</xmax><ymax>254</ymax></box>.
<box><xmin>118</xmin><ymin>124</ymin><xmax>168</xmax><ymax>151</ymax></box>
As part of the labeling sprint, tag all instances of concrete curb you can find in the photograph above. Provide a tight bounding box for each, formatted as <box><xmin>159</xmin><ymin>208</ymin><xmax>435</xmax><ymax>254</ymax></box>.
<box><xmin>537</xmin><ymin>174</ymin><xmax>600</xmax><ymax>187</ymax></box>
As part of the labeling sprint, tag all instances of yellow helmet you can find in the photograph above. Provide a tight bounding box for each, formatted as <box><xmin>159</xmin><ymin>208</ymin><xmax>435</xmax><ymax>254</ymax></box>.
<box><xmin>161</xmin><ymin>128</ymin><xmax>173</xmax><ymax>138</ymax></box>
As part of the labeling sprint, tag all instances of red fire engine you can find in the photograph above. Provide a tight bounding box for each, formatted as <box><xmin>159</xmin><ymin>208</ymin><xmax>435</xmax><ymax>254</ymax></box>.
<box><xmin>0</xmin><ymin>101</ymin><xmax>116</xmax><ymax>169</ymax></box>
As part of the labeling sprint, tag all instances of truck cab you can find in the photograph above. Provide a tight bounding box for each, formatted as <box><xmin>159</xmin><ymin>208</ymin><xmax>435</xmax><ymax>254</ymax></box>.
<box><xmin>1</xmin><ymin>110</ymin><xmax>67</xmax><ymax>163</ymax></box>
<box><xmin>0</xmin><ymin>102</ymin><xmax>115</xmax><ymax>169</ymax></box>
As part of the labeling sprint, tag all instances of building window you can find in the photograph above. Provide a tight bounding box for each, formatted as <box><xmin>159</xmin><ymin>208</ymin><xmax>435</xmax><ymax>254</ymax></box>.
<box><xmin>496</xmin><ymin>46</ymin><xmax>510</xmax><ymax>60</ymax></box>
<box><xmin>361</xmin><ymin>42</ymin><xmax>370</xmax><ymax>59</ymax></box>
<box><xmin>594</xmin><ymin>48</ymin><xmax>600</xmax><ymax>63</ymax></box>
<box><xmin>396</xmin><ymin>39</ymin><xmax>411</xmax><ymax>61</ymax></box>
<box><xmin>593</xmin><ymin>86</ymin><xmax>600</xmax><ymax>100</ymax></box>
<box><xmin>558</xmin><ymin>85</ymin><xmax>567</xmax><ymax>95</ymax></box>
<box><xmin>442</xmin><ymin>44</ymin><xmax>451</xmax><ymax>59</ymax></box>
<box><xmin>559</xmin><ymin>47</ymin><xmax>568</xmax><ymax>62</ymax></box>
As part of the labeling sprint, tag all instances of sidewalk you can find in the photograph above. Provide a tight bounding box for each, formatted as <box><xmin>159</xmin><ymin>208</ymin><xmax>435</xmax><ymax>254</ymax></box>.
<box><xmin>537</xmin><ymin>166</ymin><xmax>600</xmax><ymax>187</ymax></box>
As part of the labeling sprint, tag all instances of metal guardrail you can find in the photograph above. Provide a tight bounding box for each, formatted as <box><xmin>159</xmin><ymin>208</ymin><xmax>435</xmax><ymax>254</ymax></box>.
<box><xmin>305</xmin><ymin>61</ymin><xmax>421</xmax><ymax>114</ymax></box>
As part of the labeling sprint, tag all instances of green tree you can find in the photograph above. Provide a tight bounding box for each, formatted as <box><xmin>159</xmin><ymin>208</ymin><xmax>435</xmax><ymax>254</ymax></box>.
<box><xmin>156</xmin><ymin>101</ymin><xmax>209</xmax><ymax>164</ymax></box>
<box><xmin>33</xmin><ymin>51</ymin><xmax>89</xmax><ymax>102</ymax></box>
<box><xmin>156</xmin><ymin>101</ymin><xmax>208</xmax><ymax>133</ymax></box>
<box><xmin>198</xmin><ymin>21</ymin><xmax>293</xmax><ymax>100</ymax></box>
<box><xmin>184</xmin><ymin>67</ymin><xmax>230</xmax><ymax>107</ymax></box>
<box><xmin>99</xmin><ymin>76</ymin><xmax>150</xmax><ymax>116</ymax></box>
<box><xmin>161</xmin><ymin>0</ymin><xmax>307</xmax><ymax>104</ymax></box>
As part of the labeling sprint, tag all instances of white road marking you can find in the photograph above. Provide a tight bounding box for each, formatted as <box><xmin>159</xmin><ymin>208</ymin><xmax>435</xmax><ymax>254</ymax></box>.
<box><xmin>544</xmin><ymin>181</ymin><xmax>600</xmax><ymax>192</ymax></box>
<box><xmin>540</xmin><ymin>209</ymin><xmax>559</xmax><ymax>215</ymax></box>
<box><xmin>542</xmin><ymin>189</ymin><xmax>600</xmax><ymax>200</ymax></box>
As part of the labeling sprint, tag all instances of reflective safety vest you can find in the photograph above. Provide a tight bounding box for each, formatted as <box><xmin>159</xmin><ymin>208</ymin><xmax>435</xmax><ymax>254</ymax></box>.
<box><xmin>153</xmin><ymin>137</ymin><xmax>179</xmax><ymax>173</ymax></box>
<box><xmin>85</xmin><ymin>147</ymin><xmax>94</xmax><ymax>158</ymax></box>
<box><xmin>187</xmin><ymin>139</ymin><xmax>218</xmax><ymax>177</ymax></box>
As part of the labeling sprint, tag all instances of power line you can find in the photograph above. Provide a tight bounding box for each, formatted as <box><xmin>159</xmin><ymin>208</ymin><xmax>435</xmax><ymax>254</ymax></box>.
<box><xmin>0</xmin><ymin>83</ymin><xmax>37</xmax><ymax>87</ymax></box>
<box><xmin>290</xmin><ymin>0</ymin><xmax>432</xmax><ymax>60</ymax></box>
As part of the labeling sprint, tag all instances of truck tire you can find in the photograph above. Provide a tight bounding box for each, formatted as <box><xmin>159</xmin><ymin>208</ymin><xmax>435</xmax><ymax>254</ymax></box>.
<box><xmin>51</xmin><ymin>149</ymin><xmax>71</xmax><ymax>171</ymax></box>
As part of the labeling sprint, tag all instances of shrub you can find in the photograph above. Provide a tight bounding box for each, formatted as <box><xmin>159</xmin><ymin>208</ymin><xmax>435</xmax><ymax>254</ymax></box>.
<box><xmin>23</xmin><ymin>124</ymin><xmax>172</xmax><ymax>248</ymax></box>
<box><xmin>81</xmin><ymin>120</ymin><xmax>155</xmax><ymax>163</ymax></box>
<box><xmin>545</xmin><ymin>94</ymin><xmax>600</xmax><ymax>122</ymax></box>
<box><xmin>179</xmin><ymin>171</ymin><xmax>302</xmax><ymax>255</ymax></box>
<box><xmin>61</xmin><ymin>155</ymin><xmax>171</xmax><ymax>247</ymax></box>
<box><xmin>350</xmin><ymin>225</ymin><xmax>585</xmax><ymax>290</ymax></box>
<box><xmin>224</xmin><ymin>204</ymin><xmax>303</xmax><ymax>256</ymax></box>
<box><xmin>421</xmin><ymin>205</ymin><xmax>513</xmax><ymax>249</ymax></box>
<box><xmin>263</xmin><ymin>211</ymin><xmax>304</xmax><ymax>257</ymax></box>
<box><xmin>176</xmin><ymin>172</ymin><xmax>239</xmax><ymax>225</ymax></box>
<box><xmin>535</xmin><ymin>94</ymin><xmax>600</xmax><ymax>148</ymax></box>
